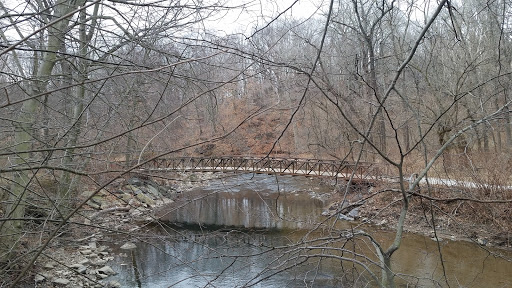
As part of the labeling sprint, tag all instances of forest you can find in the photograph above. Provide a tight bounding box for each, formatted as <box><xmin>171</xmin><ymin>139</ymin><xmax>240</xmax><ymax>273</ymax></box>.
<box><xmin>1</xmin><ymin>0</ymin><xmax>511</xmax><ymax>287</ymax></box>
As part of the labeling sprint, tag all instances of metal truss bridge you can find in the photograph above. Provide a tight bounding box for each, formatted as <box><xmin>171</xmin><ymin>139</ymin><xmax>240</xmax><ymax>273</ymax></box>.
<box><xmin>137</xmin><ymin>156</ymin><xmax>380</xmax><ymax>182</ymax></box>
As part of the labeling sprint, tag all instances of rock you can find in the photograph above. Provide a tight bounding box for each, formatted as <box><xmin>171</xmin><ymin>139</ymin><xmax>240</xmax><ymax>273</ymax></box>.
<box><xmin>161</xmin><ymin>197</ymin><xmax>174</xmax><ymax>204</ymax></box>
<box><xmin>146</xmin><ymin>185</ymin><xmax>161</xmax><ymax>197</ymax></box>
<box><xmin>120</xmin><ymin>242</ymin><xmax>137</xmax><ymax>250</ymax></box>
<box><xmin>52</xmin><ymin>278</ymin><xmax>70</xmax><ymax>285</ymax></box>
<box><xmin>112</xmin><ymin>189</ymin><xmax>124</xmax><ymax>194</ymax></box>
<box><xmin>80</xmin><ymin>249</ymin><xmax>93</xmax><ymax>255</ymax></box>
<box><xmin>44</xmin><ymin>262</ymin><xmax>55</xmax><ymax>269</ymax></box>
<box><xmin>97</xmin><ymin>265</ymin><xmax>117</xmax><ymax>276</ymax></box>
<box><xmin>70</xmin><ymin>264</ymin><xmax>88</xmax><ymax>274</ymax></box>
<box><xmin>98</xmin><ymin>189</ymin><xmax>110</xmax><ymax>196</ymax></box>
<box><xmin>87</xmin><ymin>200</ymin><xmax>101</xmax><ymax>210</ymax></box>
<box><xmin>97</xmin><ymin>245</ymin><xmax>108</xmax><ymax>252</ymax></box>
<box><xmin>136</xmin><ymin>193</ymin><xmax>155</xmax><ymax>206</ymax></box>
<box><xmin>128</xmin><ymin>198</ymin><xmax>141</xmax><ymax>207</ymax></box>
<box><xmin>338</xmin><ymin>214</ymin><xmax>355</xmax><ymax>221</ymax></box>
<box><xmin>123</xmin><ymin>184</ymin><xmax>138</xmax><ymax>192</ymax></box>
<box><xmin>477</xmin><ymin>238</ymin><xmax>488</xmax><ymax>246</ymax></box>
<box><xmin>40</xmin><ymin>272</ymin><xmax>50</xmax><ymax>279</ymax></box>
<box><xmin>91</xmin><ymin>195</ymin><xmax>104</xmax><ymax>204</ymax></box>
<box><xmin>121</xmin><ymin>193</ymin><xmax>133</xmax><ymax>203</ymax></box>
<box><xmin>105</xmin><ymin>280</ymin><xmax>122</xmax><ymax>288</ymax></box>
<box><xmin>96</xmin><ymin>272</ymin><xmax>109</xmax><ymax>279</ymax></box>
<box><xmin>78</xmin><ymin>266</ymin><xmax>88</xmax><ymax>274</ymax></box>
<box><xmin>34</xmin><ymin>274</ymin><xmax>46</xmax><ymax>282</ymax></box>
<box><xmin>348</xmin><ymin>208</ymin><xmax>359</xmax><ymax>218</ymax></box>
<box><xmin>127</xmin><ymin>177</ymin><xmax>144</xmax><ymax>186</ymax></box>
<box><xmin>154</xmin><ymin>197</ymin><xmax>173</xmax><ymax>206</ymax></box>
<box><xmin>130</xmin><ymin>208</ymin><xmax>144</xmax><ymax>217</ymax></box>
<box><xmin>111</xmin><ymin>178</ymin><xmax>125</xmax><ymax>187</ymax></box>
<box><xmin>89</xmin><ymin>241</ymin><xmax>97</xmax><ymax>249</ymax></box>
<box><xmin>376</xmin><ymin>219</ymin><xmax>388</xmax><ymax>226</ymax></box>
<box><xmin>92</xmin><ymin>259</ymin><xmax>108</xmax><ymax>266</ymax></box>
<box><xmin>87</xmin><ymin>269</ymin><xmax>97</xmax><ymax>275</ymax></box>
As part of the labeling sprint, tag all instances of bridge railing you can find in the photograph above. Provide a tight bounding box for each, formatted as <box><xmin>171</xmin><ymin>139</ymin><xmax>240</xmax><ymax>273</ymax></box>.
<box><xmin>138</xmin><ymin>156</ymin><xmax>380</xmax><ymax>181</ymax></box>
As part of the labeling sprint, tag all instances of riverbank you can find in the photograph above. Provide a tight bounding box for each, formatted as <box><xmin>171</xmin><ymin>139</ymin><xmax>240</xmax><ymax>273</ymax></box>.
<box><xmin>28</xmin><ymin>172</ymin><xmax>220</xmax><ymax>288</ymax></box>
<box><xmin>324</xmin><ymin>180</ymin><xmax>512</xmax><ymax>250</ymax></box>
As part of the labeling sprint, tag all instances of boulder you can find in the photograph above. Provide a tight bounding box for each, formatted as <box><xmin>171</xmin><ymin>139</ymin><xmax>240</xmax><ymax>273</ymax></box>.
<box><xmin>88</xmin><ymin>241</ymin><xmax>97</xmax><ymax>249</ymax></box>
<box><xmin>128</xmin><ymin>198</ymin><xmax>142</xmax><ymax>207</ymax></box>
<box><xmin>338</xmin><ymin>214</ymin><xmax>355</xmax><ymax>221</ymax></box>
<box><xmin>70</xmin><ymin>264</ymin><xmax>87</xmax><ymax>274</ymax></box>
<box><xmin>34</xmin><ymin>274</ymin><xmax>46</xmax><ymax>283</ymax></box>
<box><xmin>97</xmin><ymin>265</ymin><xmax>117</xmax><ymax>276</ymax></box>
<box><xmin>92</xmin><ymin>259</ymin><xmax>108</xmax><ymax>266</ymax></box>
<box><xmin>80</xmin><ymin>249</ymin><xmax>93</xmax><ymax>255</ymax></box>
<box><xmin>127</xmin><ymin>177</ymin><xmax>143</xmax><ymax>187</ymax></box>
<box><xmin>90</xmin><ymin>195</ymin><xmax>105</xmax><ymax>206</ymax></box>
<box><xmin>348</xmin><ymin>208</ymin><xmax>359</xmax><ymax>218</ymax></box>
<box><xmin>105</xmin><ymin>280</ymin><xmax>122</xmax><ymax>288</ymax></box>
<box><xmin>52</xmin><ymin>278</ymin><xmax>70</xmax><ymax>285</ymax></box>
<box><xmin>86</xmin><ymin>201</ymin><xmax>101</xmax><ymax>210</ymax></box>
<box><xmin>146</xmin><ymin>184</ymin><xmax>161</xmax><ymax>197</ymax></box>
<box><xmin>79</xmin><ymin>259</ymin><xmax>91</xmax><ymax>265</ymax></box>
<box><xmin>477</xmin><ymin>238</ymin><xmax>488</xmax><ymax>246</ymax></box>
<box><xmin>97</xmin><ymin>245</ymin><xmax>108</xmax><ymax>252</ymax></box>
<box><xmin>120</xmin><ymin>242</ymin><xmax>137</xmax><ymax>250</ymax></box>
<box><xmin>136</xmin><ymin>193</ymin><xmax>155</xmax><ymax>206</ymax></box>
<box><xmin>120</xmin><ymin>193</ymin><xmax>133</xmax><ymax>203</ymax></box>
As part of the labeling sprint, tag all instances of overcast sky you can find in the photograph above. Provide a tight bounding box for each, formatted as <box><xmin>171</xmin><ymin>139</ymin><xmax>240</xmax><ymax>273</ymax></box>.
<box><xmin>206</xmin><ymin>0</ymin><xmax>327</xmax><ymax>35</ymax></box>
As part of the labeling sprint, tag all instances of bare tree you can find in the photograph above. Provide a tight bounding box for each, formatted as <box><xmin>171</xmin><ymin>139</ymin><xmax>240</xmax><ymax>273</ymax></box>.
<box><xmin>1</xmin><ymin>0</ymin><xmax>511</xmax><ymax>287</ymax></box>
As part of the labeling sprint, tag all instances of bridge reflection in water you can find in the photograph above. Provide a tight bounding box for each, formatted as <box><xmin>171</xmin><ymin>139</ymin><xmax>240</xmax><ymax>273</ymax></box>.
<box><xmin>156</xmin><ymin>173</ymin><xmax>332</xmax><ymax>230</ymax></box>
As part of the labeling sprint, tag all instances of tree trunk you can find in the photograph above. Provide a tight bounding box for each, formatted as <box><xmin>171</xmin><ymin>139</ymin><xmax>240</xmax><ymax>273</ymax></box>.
<box><xmin>57</xmin><ymin>3</ymin><xmax>99</xmax><ymax>215</ymax></box>
<box><xmin>505</xmin><ymin>104</ymin><xmax>512</xmax><ymax>149</ymax></box>
<box><xmin>381</xmin><ymin>255</ymin><xmax>395</xmax><ymax>288</ymax></box>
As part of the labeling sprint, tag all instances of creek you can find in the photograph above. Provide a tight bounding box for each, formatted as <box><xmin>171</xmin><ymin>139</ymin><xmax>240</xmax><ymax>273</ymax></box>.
<box><xmin>108</xmin><ymin>174</ymin><xmax>512</xmax><ymax>287</ymax></box>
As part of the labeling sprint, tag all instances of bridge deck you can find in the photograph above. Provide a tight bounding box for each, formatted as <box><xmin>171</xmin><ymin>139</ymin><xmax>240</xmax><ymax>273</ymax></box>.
<box><xmin>137</xmin><ymin>156</ymin><xmax>380</xmax><ymax>182</ymax></box>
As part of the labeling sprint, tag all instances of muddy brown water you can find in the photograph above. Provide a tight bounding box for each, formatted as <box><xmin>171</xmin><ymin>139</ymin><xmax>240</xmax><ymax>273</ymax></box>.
<box><xmin>109</xmin><ymin>174</ymin><xmax>512</xmax><ymax>287</ymax></box>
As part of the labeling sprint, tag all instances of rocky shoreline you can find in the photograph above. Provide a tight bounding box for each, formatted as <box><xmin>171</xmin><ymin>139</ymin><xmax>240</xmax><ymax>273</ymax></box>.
<box><xmin>32</xmin><ymin>172</ymin><xmax>217</xmax><ymax>288</ymax></box>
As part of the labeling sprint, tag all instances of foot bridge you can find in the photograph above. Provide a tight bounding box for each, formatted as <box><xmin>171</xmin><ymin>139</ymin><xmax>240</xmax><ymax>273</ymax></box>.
<box><xmin>137</xmin><ymin>156</ymin><xmax>380</xmax><ymax>183</ymax></box>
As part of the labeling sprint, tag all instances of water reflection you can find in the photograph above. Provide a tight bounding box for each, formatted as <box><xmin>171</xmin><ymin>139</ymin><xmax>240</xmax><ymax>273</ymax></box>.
<box><xmin>157</xmin><ymin>174</ymin><xmax>330</xmax><ymax>229</ymax></box>
<box><xmin>158</xmin><ymin>190</ymin><xmax>325</xmax><ymax>230</ymax></box>
<box><xmin>110</xmin><ymin>232</ymin><xmax>350</xmax><ymax>287</ymax></box>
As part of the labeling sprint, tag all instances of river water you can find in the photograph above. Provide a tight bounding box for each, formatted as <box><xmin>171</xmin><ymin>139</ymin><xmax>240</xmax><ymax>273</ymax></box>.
<box><xmin>109</xmin><ymin>174</ymin><xmax>512</xmax><ymax>287</ymax></box>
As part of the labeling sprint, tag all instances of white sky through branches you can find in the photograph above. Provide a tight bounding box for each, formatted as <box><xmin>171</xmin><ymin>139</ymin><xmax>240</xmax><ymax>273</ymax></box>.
<box><xmin>206</xmin><ymin>0</ymin><xmax>326</xmax><ymax>35</ymax></box>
